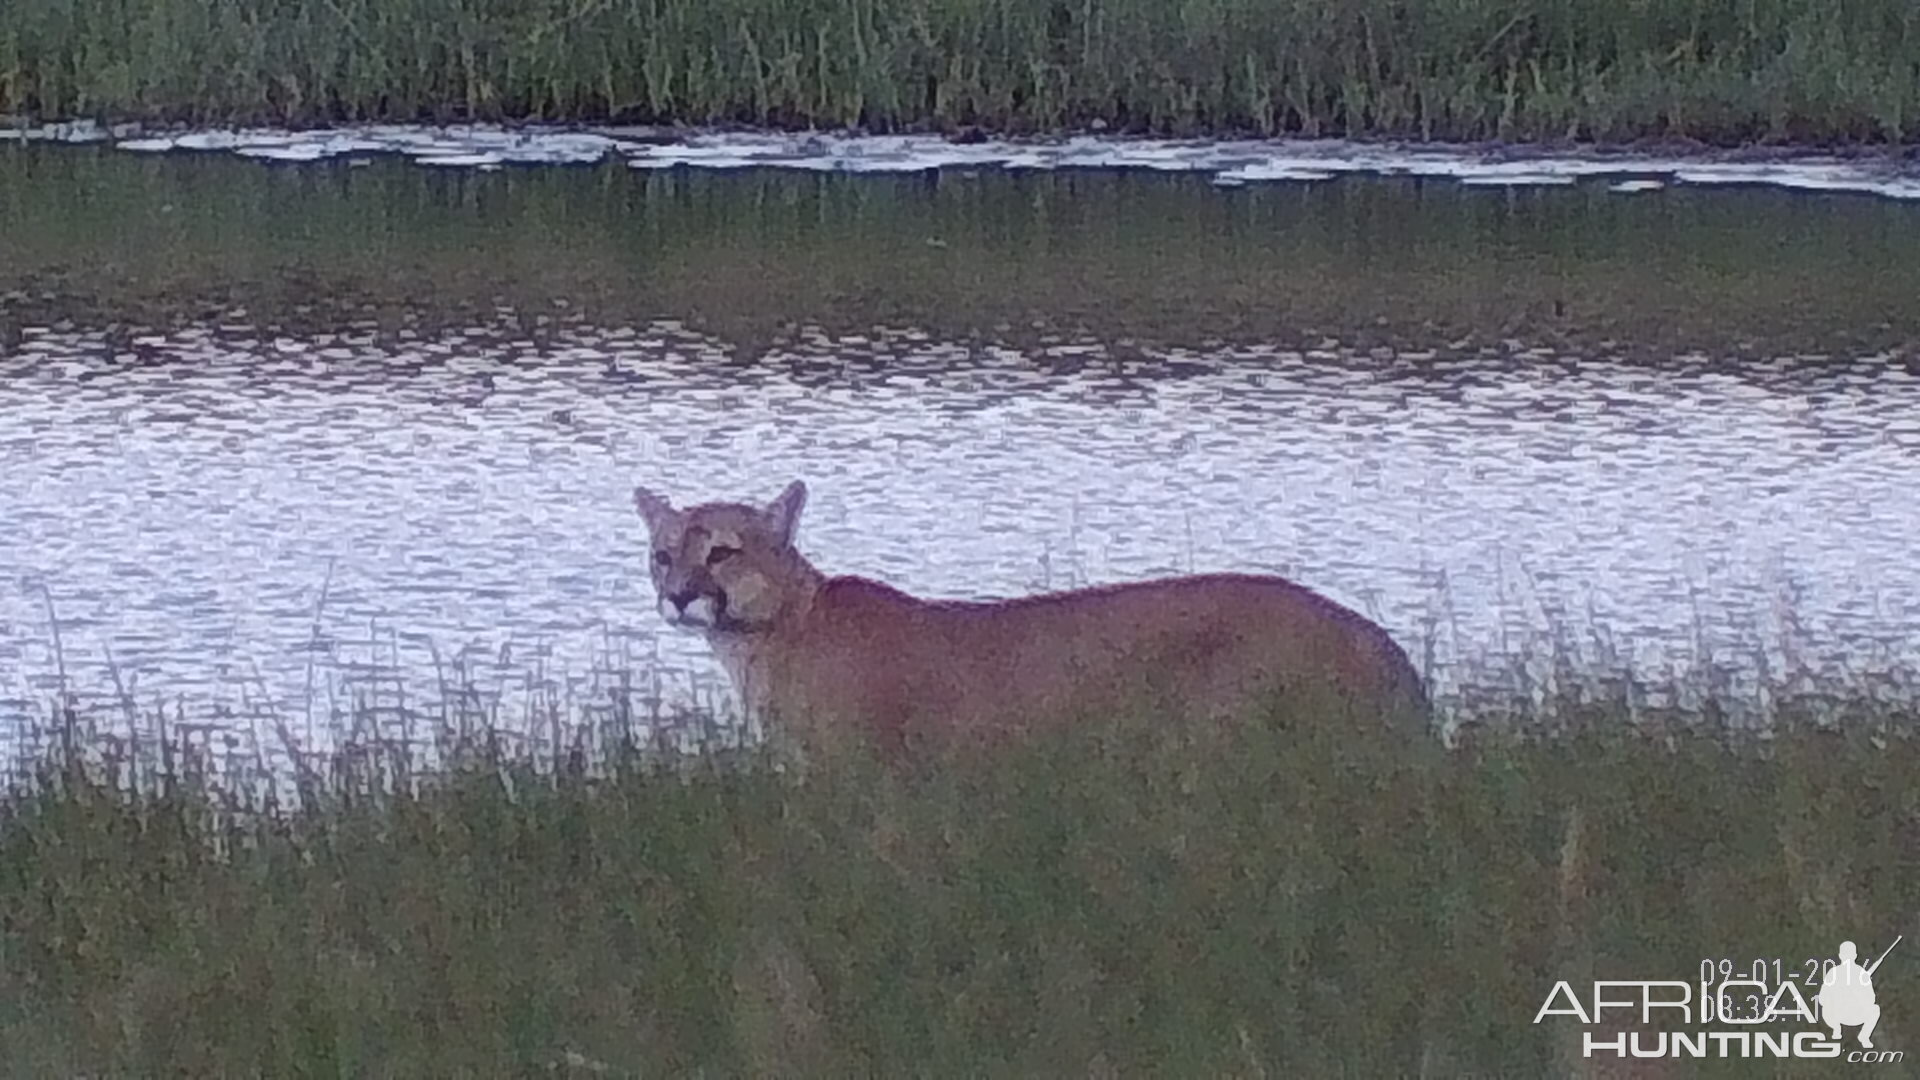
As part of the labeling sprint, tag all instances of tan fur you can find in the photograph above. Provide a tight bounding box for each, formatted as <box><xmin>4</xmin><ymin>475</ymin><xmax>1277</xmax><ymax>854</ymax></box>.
<box><xmin>633</xmin><ymin>480</ymin><xmax>1430</xmax><ymax>761</ymax></box>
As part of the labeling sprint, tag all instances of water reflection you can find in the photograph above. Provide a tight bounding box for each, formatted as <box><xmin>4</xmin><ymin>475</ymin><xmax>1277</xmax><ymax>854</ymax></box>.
<box><xmin>8</xmin><ymin>148</ymin><xmax>1920</xmax><ymax>357</ymax></box>
<box><xmin>1</xmin><ymin>315</ymin><xmax>1916</xmax><ymax>756</ymax></box>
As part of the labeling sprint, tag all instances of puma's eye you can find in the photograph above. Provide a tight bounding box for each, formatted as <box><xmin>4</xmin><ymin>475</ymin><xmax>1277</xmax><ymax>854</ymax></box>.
<box><xmin>706</xmin><ymin>545</ymin><xmax>740</xmax><ymax>566</ymax></box>
<box><xmin>652</xmin><ymin>549</ymin><xmax>672</xmax><ymax>568</ymax></box>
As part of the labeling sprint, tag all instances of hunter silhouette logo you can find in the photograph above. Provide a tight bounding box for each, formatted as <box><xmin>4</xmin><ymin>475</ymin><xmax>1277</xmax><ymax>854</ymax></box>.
<box><xmin>1821</xmin><ymin>937</ymin><xmax>1899</xmax><ymax>1049</ymax></box>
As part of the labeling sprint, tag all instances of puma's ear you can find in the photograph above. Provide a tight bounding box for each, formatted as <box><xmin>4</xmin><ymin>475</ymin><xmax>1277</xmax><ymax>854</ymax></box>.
<box><xmin>765</xmin><ymin>480</ymin><xmax>808</xmax><ymax>544</ymax></box>
<box><xmin>633</xmin><ymin>486</ymin><xmax>675</xmax><ymax>532</ymax></box>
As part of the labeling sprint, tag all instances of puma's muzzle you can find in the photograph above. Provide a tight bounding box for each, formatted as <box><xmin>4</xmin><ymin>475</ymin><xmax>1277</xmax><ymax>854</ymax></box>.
<box><xmin>660</xmin><ymin>585</ymin><xmax>726</xmax><ymax>629</ymax></box>
<box><xmin>658</xmin><ymin>577</ymin><xmax>769</xmax><ymax>634</ymax></box>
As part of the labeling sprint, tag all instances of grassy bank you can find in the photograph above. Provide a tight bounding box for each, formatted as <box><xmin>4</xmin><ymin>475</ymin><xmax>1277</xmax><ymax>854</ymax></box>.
<box><xmin>3</xmin><ymin>0</ymin><xmax>1919</xmax><ymax>143</ymax></box>
<box><xmin>2</xmin><ymin>685</ymin><xmax>1915</xmax><ymax>1075</ymax></box>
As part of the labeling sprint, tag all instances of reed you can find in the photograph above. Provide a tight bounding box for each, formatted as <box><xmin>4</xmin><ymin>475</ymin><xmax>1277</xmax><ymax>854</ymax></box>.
<box><xmin>1</xmin><ymin>667</ymin><xmax>1914</xmax><ymax>1074</ymax></box>
<box><xmin>2</xmin><ymin>0</ymin><xmax>1917</xmax><ymax>143</ymax></box>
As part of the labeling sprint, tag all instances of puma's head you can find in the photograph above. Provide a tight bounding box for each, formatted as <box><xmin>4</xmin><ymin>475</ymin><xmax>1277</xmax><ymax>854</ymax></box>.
<box><xmin>633</xmin><ymin>480</ymin><xmax>816</xmax><ymax>635</ymax></box>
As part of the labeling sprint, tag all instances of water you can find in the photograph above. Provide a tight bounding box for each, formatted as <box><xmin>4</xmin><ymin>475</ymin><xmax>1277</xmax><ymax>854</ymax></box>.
<box><xmin>2</xmin><ymin>139</ymin><xmax>1918</xmax><ymax>757</ymax></box>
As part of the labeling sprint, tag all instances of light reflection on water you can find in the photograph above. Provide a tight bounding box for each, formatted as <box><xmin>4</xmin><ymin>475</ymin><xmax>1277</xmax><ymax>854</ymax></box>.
<box><xmin>1</xmin><ymin>317</ymin><xmax>1917</xmax><ymax>752</ymax></box>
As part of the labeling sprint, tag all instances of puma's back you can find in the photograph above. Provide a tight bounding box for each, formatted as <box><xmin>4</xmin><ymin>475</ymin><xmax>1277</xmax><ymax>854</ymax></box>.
<box><xmin>634</xmin><ymin>480</ymin><xmax>1430</xmax><ymax>760</ymax></box>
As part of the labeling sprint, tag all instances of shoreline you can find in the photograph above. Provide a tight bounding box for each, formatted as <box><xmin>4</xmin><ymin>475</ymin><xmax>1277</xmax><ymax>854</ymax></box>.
<box><xmin>12</xmin><ymin>113</ymin><xmax>1920</xmax><ymax>150</ymax></box>
<box><xmin>9</xmin><ymin>116</ymin><xmax>1920</xmax><ymax>170</ymax></box>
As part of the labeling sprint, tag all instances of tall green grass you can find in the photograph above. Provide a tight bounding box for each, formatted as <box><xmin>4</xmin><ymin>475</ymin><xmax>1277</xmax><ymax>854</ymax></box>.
<box><xmin>2</xmin><ymin>0</ymin><xmax>1918</xmax><ymax>142</ymax></box>
<box><xmin>2</xmin><ymin>678</ymin><xmax>1915</xmax><ymax>1075</ymax></box>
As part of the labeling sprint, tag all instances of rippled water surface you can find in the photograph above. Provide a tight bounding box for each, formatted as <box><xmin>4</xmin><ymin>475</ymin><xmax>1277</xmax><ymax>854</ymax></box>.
<box><xmin>2</xmin><ymin>140</ymin><xmax>1918</xmax><ymax>755</ymax></box>
<box><xmin>4</xmin><ymin>317</ymin><xmax>1918</xmax><ymax>735</ymax></box>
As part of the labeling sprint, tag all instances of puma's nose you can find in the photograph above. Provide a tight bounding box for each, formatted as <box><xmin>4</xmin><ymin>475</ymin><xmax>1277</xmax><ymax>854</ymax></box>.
<box><xmin>661</xmin><ymin>588</ymin><xmax>721</xmax><ymax>628</ymax></box>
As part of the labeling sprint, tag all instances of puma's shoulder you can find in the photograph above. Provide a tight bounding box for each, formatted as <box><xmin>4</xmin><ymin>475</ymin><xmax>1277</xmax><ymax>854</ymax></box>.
<box><xmin>814</xmin><ymin>575</ymin><xmax>922</xmax><ymax>613</ymax></box>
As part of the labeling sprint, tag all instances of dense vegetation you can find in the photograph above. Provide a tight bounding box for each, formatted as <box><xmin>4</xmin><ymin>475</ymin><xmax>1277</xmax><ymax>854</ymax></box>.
<box><xmin>2</xmin><ymin>680</ymin><xmax>1914</xmax><ymax>1075</ymax></box>
<box><xmin>3</xmin><ymin>0</ymin><xmax>1918</xmax><ymax>143</ymax></box>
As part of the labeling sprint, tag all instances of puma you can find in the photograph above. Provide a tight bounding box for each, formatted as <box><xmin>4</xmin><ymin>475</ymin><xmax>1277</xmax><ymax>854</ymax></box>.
<box><xmin>632</xmin><ymin>480</ymin><xmax>1430</xmax><ymax>761</ymax></box>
